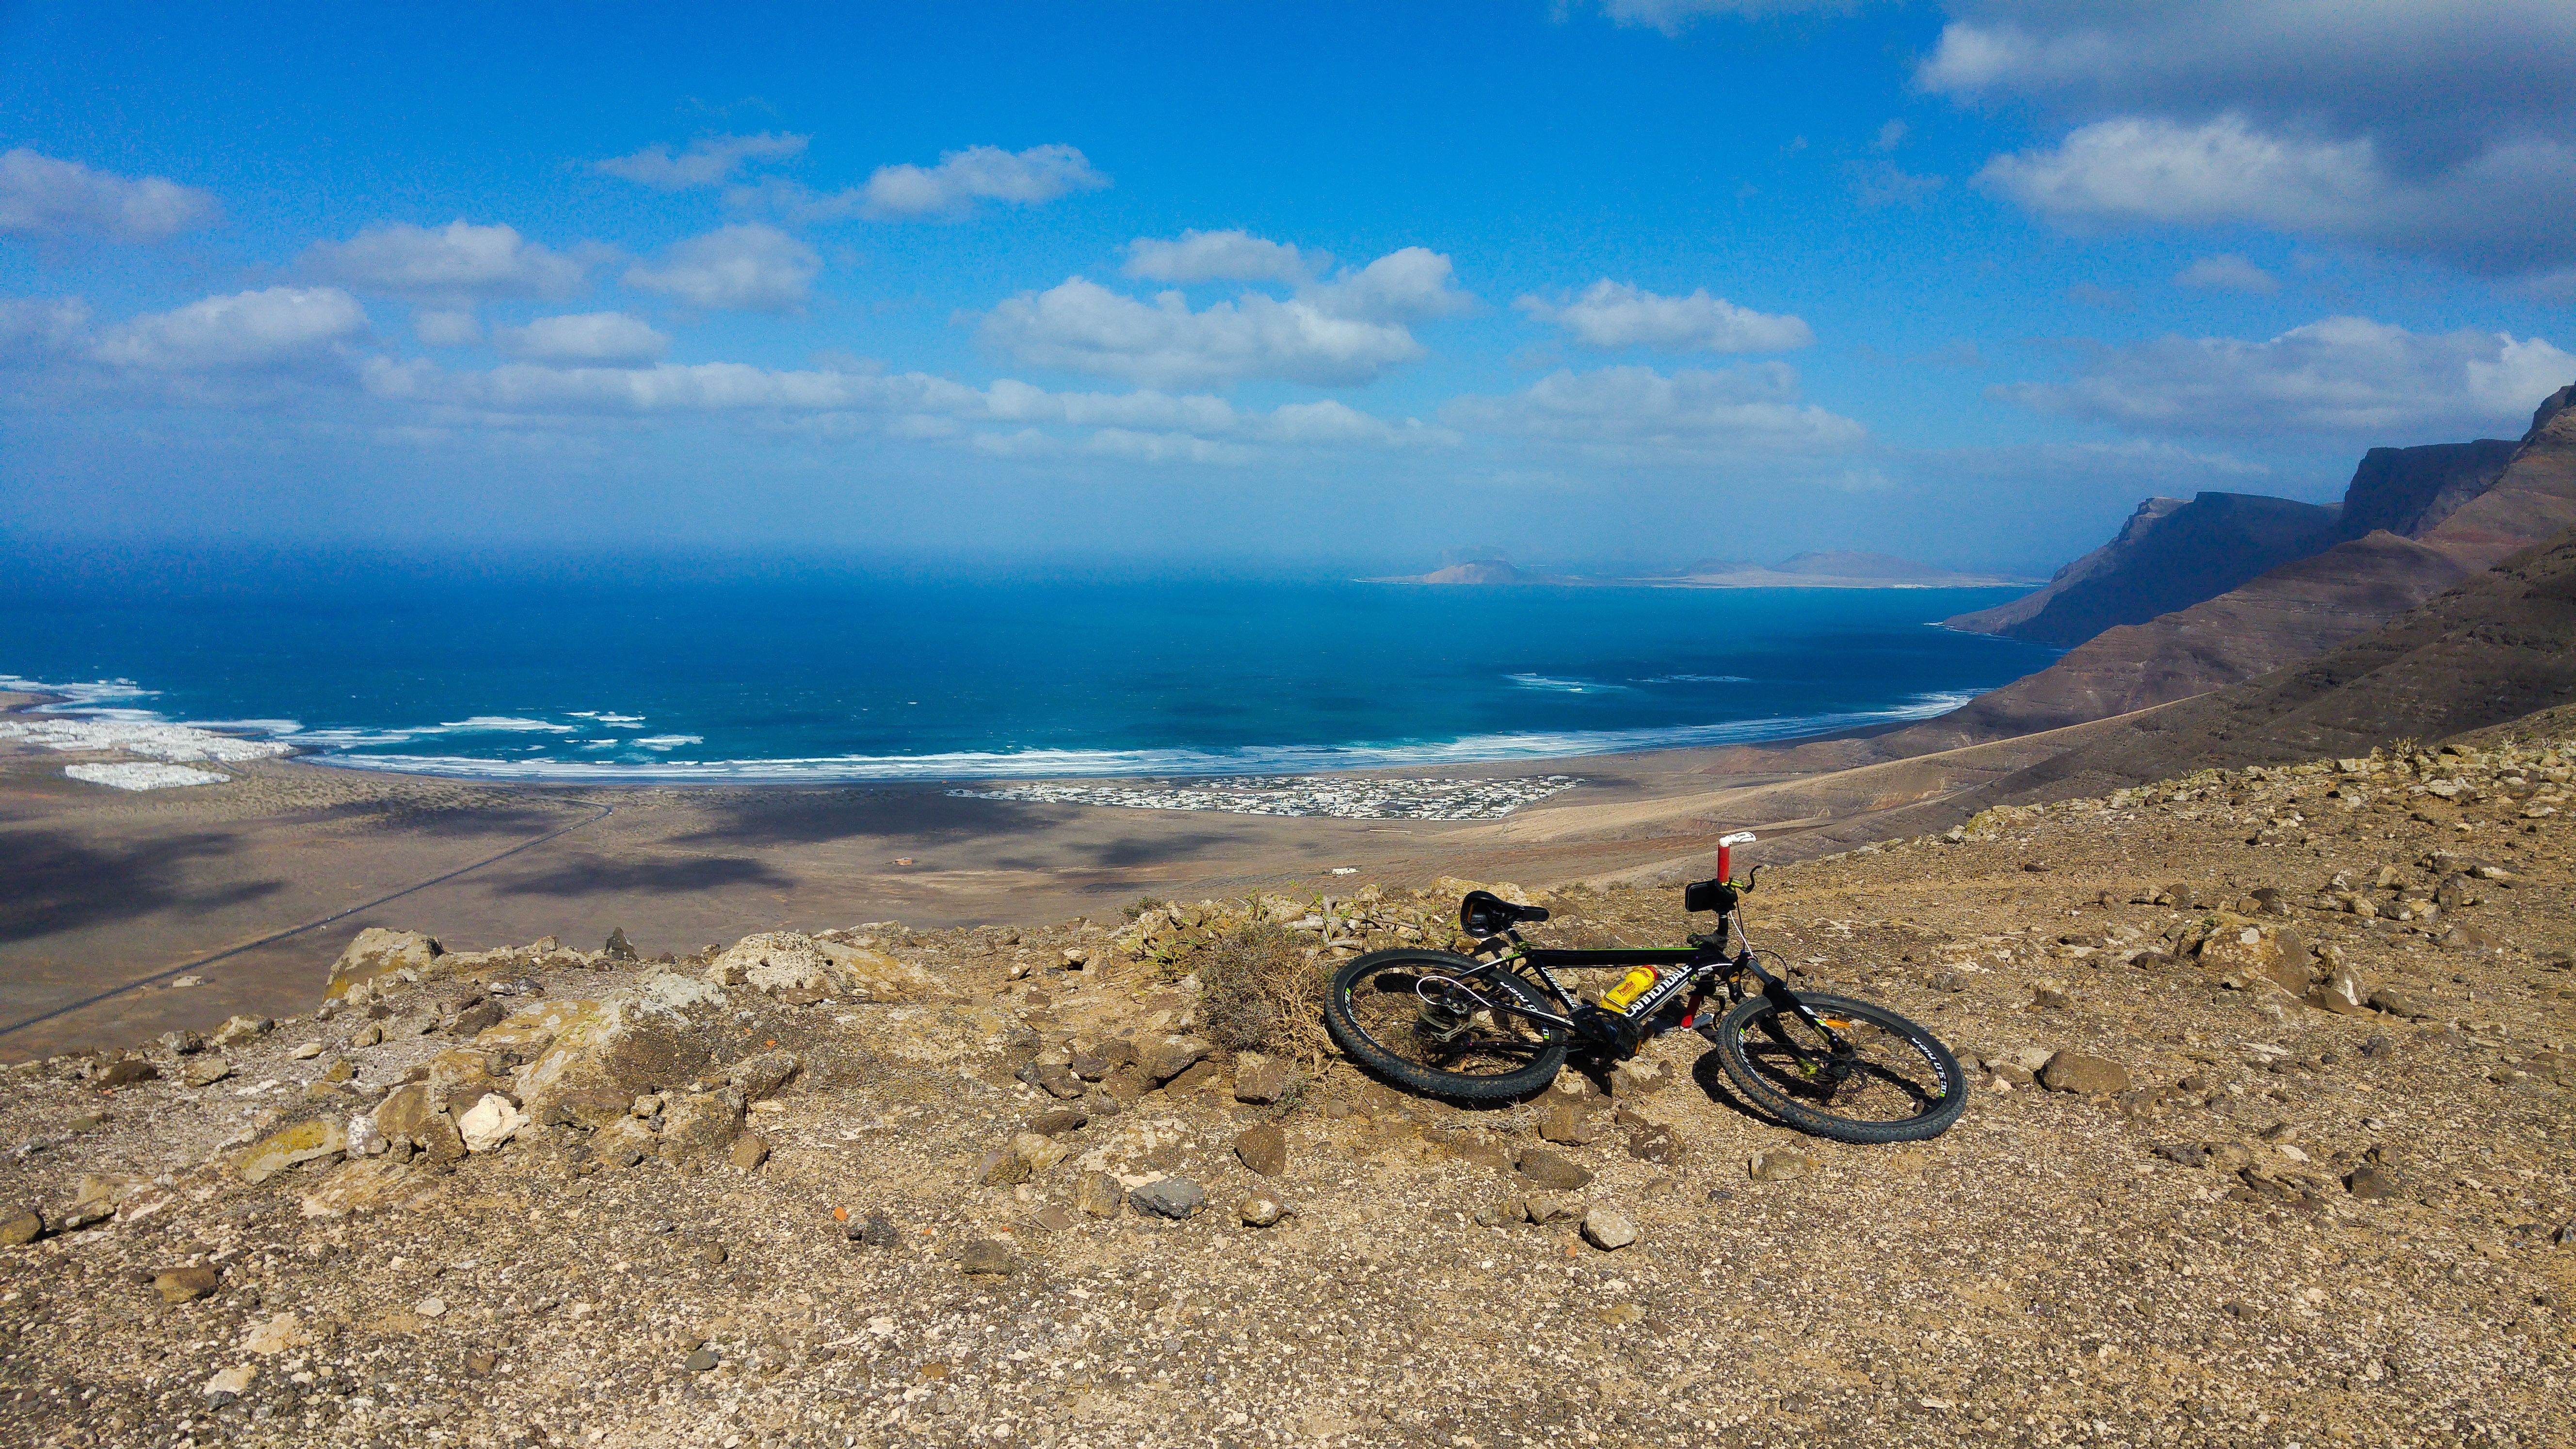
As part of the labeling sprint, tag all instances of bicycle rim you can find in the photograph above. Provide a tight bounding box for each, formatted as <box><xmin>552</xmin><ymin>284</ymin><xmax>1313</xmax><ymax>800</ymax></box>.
<box><xmin>1716</xmin><ymin>991</ymin><xmax>1965</xmax><ymax>1143</ymax></box>
<box><xmin>1328</xmin><ymin>952</ymin><xmax>1567</xmax><ymax>1097</ymax></box>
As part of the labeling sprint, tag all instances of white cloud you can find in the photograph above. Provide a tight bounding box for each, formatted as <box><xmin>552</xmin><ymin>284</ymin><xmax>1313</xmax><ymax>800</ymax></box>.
<box><xmin>980</xmin><ymin>269</ymin><xmax>1438</xmax><ymax>388</ymax></box>
<box><xmin>0</xmin><ymin>148</ymin><xmax>220</xmax><ymax>242</ymax></box>
<box><xmin>94</xmin><ymin>287</ymin><xmax>367</xmax><ymax>371</ymax></box>
<box><xmin>1123</xmin><ymin>229</ymin><xmax>1318</xmax><ymax>285</ymax></box>
<box><xmin>1871</xmin><ymin>119</ymin><xmax>1909</xmax><ymax>152</ymax></box>
<box><xmin>493</xmin><ymin>312</ymin><xmax>669</xmax><ymax>365</ymax></box>
<box><xmin>0</xmin><ymin>296</ymin><xmax>91</xmax><ymax>360</ymax></box>
<box><xmin>356</xmin><ymin>352</ymin><xmax>1446</xmax><ymax>460</ymax></box>
<box><xmin>1979</xmin><ymin>115</ymin><xmax>2378</xmax><ymax>233</ymax></box>
<box><xmin>591</xmin><ymin>132</ymin><xmax>806</xmax><ymax>190</ymax></box>
<box><xmin>1304</xmin><ymin>247</ymin><xmax>1476</xmax><ymax>323</ymax></box>
<box><xmin>304</xmin><ymin>220</ymin><xmax>593</xmax><ymax>301</ymax></box>
<box><xmin>1996</xmin><ymin>316</ymin><xmax>2575</xmax><ymax>437</ymax></box>
<box><xmin>1442</xmin><ymin>363</ymin><xmax>1867</xmax><ymax>458</ymax></box>
<box><xmin>1591</xmin><ymin>0</ymin><xmax>1867</xmax><ymax>36</ymax></box>
<box><xmin>623</xmin><ymin>224</ymin><xmax>819</xmax><ymax>313</ymax></box>
<box><xmin>1924</xmin><ymin>2</ymin><xmax>2576</xmax><ymax>275</ymax></box>
<box><xmin>2173</xmin><ymin>254</ymin><xmax>2278</xmax><ymax>294</ymax></box>
<box><xmin>413</xmin><ymin>309</ymin><xmax>483</xmax><ymax>346</ymax></box>
<box><xmin>852</xmin><ymin>144</ymin><xmax>1109</xmax><ymax>220</ymax></box>
<box><xmin>1515</xmin><ymin>280</ymin><xmax>1812</xmax><ymax>353</ymax></box>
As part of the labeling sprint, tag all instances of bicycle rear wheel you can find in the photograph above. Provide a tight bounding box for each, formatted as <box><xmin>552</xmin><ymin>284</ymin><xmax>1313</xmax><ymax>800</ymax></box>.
<box><xmin>1708</xmin><ymin>990</ymin><xmax>1965</xmax><ymax>1143</ymax></box>
<box><xmin>1325</xmin><ymin>950</ymin><xmax>1570</xmax><ymax>1100</ymax></box>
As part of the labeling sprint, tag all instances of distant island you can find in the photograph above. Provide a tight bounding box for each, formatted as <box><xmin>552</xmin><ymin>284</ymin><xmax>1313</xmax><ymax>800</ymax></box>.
<box><xmin>1372</xmin><ymin>549</ymin><xmax>2037</xmax><ymax>589</ymax></box>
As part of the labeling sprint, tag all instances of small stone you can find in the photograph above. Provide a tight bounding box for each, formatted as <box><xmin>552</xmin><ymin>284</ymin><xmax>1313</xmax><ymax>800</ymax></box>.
<box><xmin>1026</xmin><ymin>1108</ymin><xmax>1088</xmax><ymax>1137</ymax></box>
<box><xmin>289</xmin><ymin>1041</ymin><xmax>323</xmax><ymax>1061</ymax></box>
<box><xmin>181</xmin><ymin>1058</ymin><xmax>234</xmax><ymax>1088</ymax></box>
<box><xmin>2040</xmin><ymin>1051</ymin><xmax>2131</xmax><ymax>1095</ymax></box>
<box><xmin>210</xmin><ymin>1014</ymin><xmax>272</xmax><ymax>1047</ymax></box>
<box><xmin>1075</xmin><ymin>1171</ymin><xmax>1124</xmax><ymax>1218</ymax></box>
<box><xmin>728</xmin><ymin>1131</ymin><xmax>771</xmax><ymax>1172</ymax></box>
<box><xmin>1537</xmin><ymin>1100</ymin><xmax>1603</xmax><ymax>1145</ymax></box>
<box><xmin>1608</xmin><ymin>1058</ymin><xmax>1670</xmax><ymax>1097</ymax></box>
<box><xmin>1009</xmin><ymin>1131</ymin><xmax>1068</xmax><ymax>1175</ymax></box>
<box><xmin>155</xmin><ymin>1266</ymin><xmax>222</xmax><ymax>1303</ymax></box>
<box><xmin>959</xmin><ymin>1239</ymin><xmax>1016</xmax><ymax>1277</ymax></box>
<box><xmin>98</xmin><ymin>1056</ymin><xmax>159</xmax><ymax>1086</ymax></box>
<box><xmin>1748</xmin><ymin>1150</ymin><xmax>1815</xmax><ymax>1182</ymax></box>
<box><xmin>1068</xmin><ymin>1051</ymin><xmax>1113</xmax><ymax>1082</ymax></box>
<box><xmin>685</xmin><ymin>1347</ymin><xmax>719</xmax><ymax>1372</ymax></box>
<box><xmin>603</xmin><ymin>927</ymin><xmax>638</xmax><ymax>961</ymax></box>
<box><xmin>845</xmin><ymin>1212</ymin><xmax>899</xmax><ymax>1248</ymax></box>
<box><xmin>2307</xmin><ymin>967</ymin><xmax>2371</xmax><ymax>1015</ymax></box>
<box><xmin>1237</xmin><ymin>1195</ymin><xmax>1286</xmax><ymax>1227</ymax></box>
<box><xmin>1129</xmin><ymin>1177</ymin><xmax>1207</xmax><ymax>1220</ymax></box>
<box><xmin>1233</xmin><ymin>1054</ymin><xmax>1292</xmax><ymax>1104</ymax></box>
<box><xmin>1032</xmin><ymin>1064</ymin><xmax>1086</xmax><ymax>1100</ymax></box>
<box><xmin>451</xmin><ymin>999</ymin><xmax>505</xmax><ymax>1036</ymax></box>
<box><xmin>455</xmin><ymin>1093</ymin><xmax>528</xmax><ymax>1154</ymax></box>
<box><xmin>351</xmin><ymin>1022</ymin><xmax>384</xmax><ymax>1048</ymax></box>
<box><xmin>465</xmin><ymin>1350</ymin><xmax>499</xmax><ymax>1375</ymax></box>
<box><xmin>1522</xmin><ymin>1191</ymin><xmax>1584</xmax><ymax>1224</ymax></box>
<box><xmin>2346</xmin><ymin>1165</ymin><xmax>2395</xmax><ymax>1200</ymax></box>
<box><xmin>978</xmin><ymin>1148</ymin><xmax>1032</xmax><ymax>1187</ymax></box>
<box><xmin>2361</xmin><ymin>1032</ymin><xmax>2396</xmax><ymax>1058</ymax></box>
<box><xmin>1516</xmin><ymin>1149</ymin><xmax>1594</xmax><ymax>1191</ymax></box>
<box><xmin>1473</xmin><ymin>1203</ymin><xmax>1515</xmax><ymax>1228</ymax></box>
<box><xmin>700</xmin><ymin>1243</ymin><xmax>728</xmax><ymax>1266</ymax></box>
<box><xmin>2367</xmin><ymin>987</ymin><xmax>2430</xmax><ymax>1019</ymax></box>
<box><xmin>201</xmin><ymin>1364</ymin><xmax>256</xmax><ymax>1402</ymax></box>
<box><xmin>0</xmin><ymin>1209</ymin><xmax>43</xmax><ymax>1246</ymax></box>
<box><xmin>236</xmin><ymin>1116</ymin><xmax>350</xmax><ymax>1184</ymax></box>
<box><xmin>416</xmin><ymin>1296</ymin><xmax>447</xmax><ymax>1318</ymax></box>
<box><xmin>1233</xmin><ymin>1123</ymin><xmax>1287</xmax><ymax>1177</ymax></box>
<box><xmin>1140</xmin><ymin>1035</ymin><xmax>1211</xmax><ymax>1084</ymax></box>
<box><xmin>1581</xmin><ymin>1207</ymin><xmax>1638</xmax><ymax>1251</ymax></box>
<box><xmin>727</xmin><ymin>1050</ymin><xmax>800</xmax><ymax>1102</ymax></box>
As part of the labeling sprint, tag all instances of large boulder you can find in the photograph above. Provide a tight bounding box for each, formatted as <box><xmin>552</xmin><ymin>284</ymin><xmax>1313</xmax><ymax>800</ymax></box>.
<box><xmin>658</xmin><ymin>1089</ymin><xmax>746</xmax><ymax>1164</ymax></box>
<box><xmin>327</xmin><ymin>928</ymin><xmax>442</xmax><ymax>998</ymax></box>
<box><xmin>815</xmin><ymin>938</ymin><xmax>945</xmax><ymax>1002</ymax></box>
<box><xmin>708</xmin><ymin>933</ymin><xmax>944</xmax><ymax>1002</ymax></box>
<box><xmin>373</xmin><ymin>1084</ymin><xmax>466</xmax><ymax>1162</ymax></box>
<box><xmin>513</xmin><ymin>974</ymin><xmax>727</xmax><ymax>1127</ymax></box>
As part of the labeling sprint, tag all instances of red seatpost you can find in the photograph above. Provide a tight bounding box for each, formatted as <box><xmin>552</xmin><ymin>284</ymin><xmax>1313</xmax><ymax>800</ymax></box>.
<box><xmin>1716</xmin><ymin>842</ymin><xmax>1731</xmax><ymax>884</ymax></box>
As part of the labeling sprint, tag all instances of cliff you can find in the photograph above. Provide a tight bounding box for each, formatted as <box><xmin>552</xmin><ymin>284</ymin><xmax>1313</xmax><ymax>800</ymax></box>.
<box><xmin>1946</xmin><ymin>493</ymin><xmax>2347</xmax><ymax>647</ymax></box>
<box><xmin>1932</xmin><ymin>382</ymin><xmax>2573</xmax><ymax>733</ymax></box>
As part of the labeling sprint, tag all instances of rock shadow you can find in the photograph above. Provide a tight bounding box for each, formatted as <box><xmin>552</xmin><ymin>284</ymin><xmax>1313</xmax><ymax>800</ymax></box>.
<box><xmin>668</xmin><ymin>790</ymin><xmax>1044</xmax><ymax>849</ymax></box>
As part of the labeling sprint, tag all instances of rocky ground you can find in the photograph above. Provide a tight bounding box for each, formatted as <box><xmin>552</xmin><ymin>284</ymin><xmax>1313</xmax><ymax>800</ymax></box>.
<box><xmin>2</xmin><ymin>733</ymin><xmax>2573</xmax><ymax>1449</ymax></box>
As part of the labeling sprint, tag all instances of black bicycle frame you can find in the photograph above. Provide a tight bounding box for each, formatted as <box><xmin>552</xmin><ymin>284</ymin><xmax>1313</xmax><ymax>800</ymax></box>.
<box><xmin>1458</xmin><ymin>913</ymin><xmax>1852</xmax><ymax>1062</ymax></box>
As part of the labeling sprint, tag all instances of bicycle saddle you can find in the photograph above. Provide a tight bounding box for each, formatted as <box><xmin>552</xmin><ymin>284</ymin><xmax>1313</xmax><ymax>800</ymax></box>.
<box><xmin>1459</xmin><ymin>889</ymin><xmax>1549</xmax><ymax>936</ymax></box>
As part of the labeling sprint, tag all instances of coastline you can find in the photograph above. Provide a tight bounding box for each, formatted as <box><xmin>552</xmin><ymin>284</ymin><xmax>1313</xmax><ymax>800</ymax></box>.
<box><xmin>0</xmin><ymin>657</ymin><xmax>2083</xmax><ymax>1057</ymax></box>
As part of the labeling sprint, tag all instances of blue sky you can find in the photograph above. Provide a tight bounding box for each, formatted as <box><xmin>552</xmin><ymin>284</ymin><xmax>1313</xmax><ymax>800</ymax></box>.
<box><xmin>3</xmin><ymin>1</ymin><xmax>2571</xmax><ymax>572</ymax></box>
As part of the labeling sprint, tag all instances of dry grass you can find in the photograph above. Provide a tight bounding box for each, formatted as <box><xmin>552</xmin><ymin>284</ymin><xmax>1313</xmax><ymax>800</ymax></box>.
<box><xmin>1191</xmin><ymin>922</ymin><xmax>1336</xmax><ymax>1071</ymax></box>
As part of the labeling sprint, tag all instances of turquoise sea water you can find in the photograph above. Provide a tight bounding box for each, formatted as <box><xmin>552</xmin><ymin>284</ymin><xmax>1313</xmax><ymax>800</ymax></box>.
<box><xmin>0</xmin><ymin>562</ymin><xmax>2057</xmax><ymax>781</ymax></box>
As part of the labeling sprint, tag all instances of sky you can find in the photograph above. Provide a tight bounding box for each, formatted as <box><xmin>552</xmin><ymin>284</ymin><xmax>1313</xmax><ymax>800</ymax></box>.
<box><xmin>3</xmin><ymin>0</ymin><xmax>2573</xmax><ymax>574</ymax></box>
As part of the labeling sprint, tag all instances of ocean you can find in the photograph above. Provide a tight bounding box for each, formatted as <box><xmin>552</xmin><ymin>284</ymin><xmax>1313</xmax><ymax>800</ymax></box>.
<box><xmin>0</xmin><ymin>561</ymin><xmax>2058</xmax><ymax>784</ymax></box>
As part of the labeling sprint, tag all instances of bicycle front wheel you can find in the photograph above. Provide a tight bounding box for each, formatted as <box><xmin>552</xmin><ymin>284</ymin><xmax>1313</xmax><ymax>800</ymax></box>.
<box><xmin>1325</xmin><ymin>950</ymin><xmax>1570</xmax><ymax>1100</ymax></box>
<box><xmin>1709</xmin><ymin>990</ymin><xmax>1965</xmax><ymax>1143</ymax></box>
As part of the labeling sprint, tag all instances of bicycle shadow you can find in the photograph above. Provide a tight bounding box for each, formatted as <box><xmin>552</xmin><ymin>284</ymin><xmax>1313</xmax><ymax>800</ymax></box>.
<box><xmin>1686</xmin><ymin>1046</ymin><xmax>1806</xmax><ymax>1134</ymax></box>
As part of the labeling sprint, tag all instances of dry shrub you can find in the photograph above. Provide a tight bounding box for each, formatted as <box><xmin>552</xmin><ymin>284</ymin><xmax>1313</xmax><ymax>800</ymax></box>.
<box><xmin>1193</xmin><ymin>922</ymin><xmax>1335</xmax><ymax>1071</ymax></box>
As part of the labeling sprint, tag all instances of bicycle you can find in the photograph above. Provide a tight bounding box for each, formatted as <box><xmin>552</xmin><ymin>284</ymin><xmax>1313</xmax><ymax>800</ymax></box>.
<box><xmin>1321</xmin><ymin>832</ymin><xmax>1966</xmax><ymax>1143</ymax></box>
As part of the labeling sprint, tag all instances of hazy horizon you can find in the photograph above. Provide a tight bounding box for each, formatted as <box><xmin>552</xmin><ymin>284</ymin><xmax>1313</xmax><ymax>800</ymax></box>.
<box><xmin>5</xmin><ymin>2</ymin><xmax>2573</xmax><ymax>573</ymax></box>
